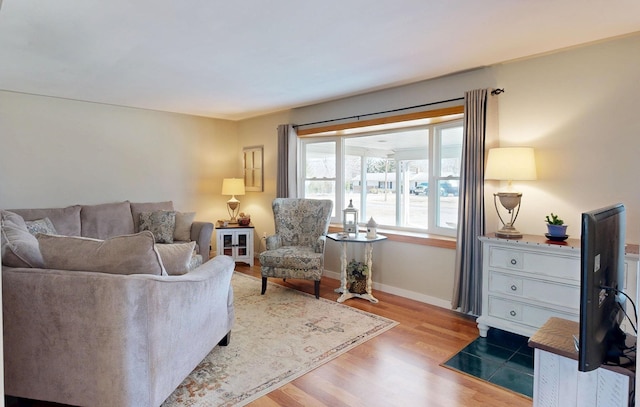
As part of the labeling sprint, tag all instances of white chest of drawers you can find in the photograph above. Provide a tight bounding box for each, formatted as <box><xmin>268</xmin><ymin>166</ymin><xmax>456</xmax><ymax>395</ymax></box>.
<box><xmin>478</xmin><ymin>234</ymin><xmax>583</xmax><ymax>338</ymax></box>
<box><xmin>477</xmin><ymin>234</ymin><xmax>639</xmax><ymax>338</ymax></box>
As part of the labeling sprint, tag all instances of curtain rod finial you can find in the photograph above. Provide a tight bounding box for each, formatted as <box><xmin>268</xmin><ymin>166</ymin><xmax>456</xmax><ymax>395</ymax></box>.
<box><xmin>491</xmin><ymin>88</ymin><xmax>505</xmax><ymax>95</ymax></box>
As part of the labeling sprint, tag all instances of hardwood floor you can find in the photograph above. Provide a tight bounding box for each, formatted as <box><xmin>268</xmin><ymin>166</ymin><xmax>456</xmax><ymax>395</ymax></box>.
<box><xmin>237</xmin><ymin>263</ymin><xmax>532</xmax><ymax>407</ymax></box>
<box><xmin>7</xmin><ymin>263</ymin><xmax>532</xmax><ymax>407</ymax></box>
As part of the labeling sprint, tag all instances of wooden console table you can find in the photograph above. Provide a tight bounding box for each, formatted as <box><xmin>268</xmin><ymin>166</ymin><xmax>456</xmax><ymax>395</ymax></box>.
<box><xmin>326</xmin><ymin>233</ymin><xmax>386</xmax><ymax>303</ymax></box>
<box><xmin>529</xmin><ymin>317</ymin><xmax>635</xmax><ymax>407</ymax></box>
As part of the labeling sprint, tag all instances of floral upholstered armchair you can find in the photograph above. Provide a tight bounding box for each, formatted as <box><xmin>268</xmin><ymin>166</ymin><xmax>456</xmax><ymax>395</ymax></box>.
<box><xmin>259</xmin><ymin>198</ymin><xmax>333</xmax><ymax>298</ymax></box>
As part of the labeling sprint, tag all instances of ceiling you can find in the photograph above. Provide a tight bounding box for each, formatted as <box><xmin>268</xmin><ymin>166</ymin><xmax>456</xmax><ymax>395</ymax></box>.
<box><xmin>1</xmin><ymin>1</ymin><xmax>639</xmax><ymax>121</ymax></box>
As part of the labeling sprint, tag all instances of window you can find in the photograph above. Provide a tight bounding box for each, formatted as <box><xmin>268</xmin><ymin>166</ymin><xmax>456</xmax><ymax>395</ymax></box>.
<box><xmin>300</xmin><ymin>109</ymin><xmax>463</xmax><ymax>237</ymax></box>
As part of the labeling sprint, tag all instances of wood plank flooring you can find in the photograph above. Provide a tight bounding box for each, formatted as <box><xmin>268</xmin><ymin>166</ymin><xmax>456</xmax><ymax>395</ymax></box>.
<box><xmin>238</xmin><ymin>263</ymin><xmax>532</xmax><ymax>407</ymax></box>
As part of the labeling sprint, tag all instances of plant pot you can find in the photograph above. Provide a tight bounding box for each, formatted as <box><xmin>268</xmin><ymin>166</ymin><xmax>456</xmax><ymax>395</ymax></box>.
<box><xmin>546</xmin><ymin>224</ymin><xmax>568</xmax><ymax>237</ymax></box>
<box><xmin>349</xmin><ymin>278</ymin><xmax>367</xmax><ymax>294</ymax></box>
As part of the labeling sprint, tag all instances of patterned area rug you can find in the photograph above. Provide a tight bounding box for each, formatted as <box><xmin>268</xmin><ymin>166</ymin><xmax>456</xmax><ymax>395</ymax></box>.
<box><xmin>162</xmin><ymin>272</ymin><xmax>398</xmax><ymax>407</ymax></box>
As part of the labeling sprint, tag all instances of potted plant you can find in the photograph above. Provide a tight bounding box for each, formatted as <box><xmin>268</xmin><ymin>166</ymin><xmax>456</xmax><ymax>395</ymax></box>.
<box><xmin>545</xmin><ymin>213</ymin><xmax>568</xmax><ymax>237</ymax></box>
<box><xmin>346</xmin><ymin>259</ymin><xmax>368</xmax><ymax>294</ymax></box>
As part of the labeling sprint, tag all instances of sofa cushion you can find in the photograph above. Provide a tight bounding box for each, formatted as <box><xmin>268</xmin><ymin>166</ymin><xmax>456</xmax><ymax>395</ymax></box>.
<box><xmin>1</xmin><ymin>210</ymin><xmax>45</xmax><ymax>268</ymax></box>
<box><xmin>130</xmin><ymin>201</ymin><xmax>174</xmax><ymax>232</ymax></box>
<box><xmin>81</xmin><ymin>201</ymin><xmax>135</xmax><ymax>239</ymax></box>
<box><xmin>25</xmin><ymin>218</ymin><xmax>58</xmax><ymax>236</ymax></box>
<box><xmin>9</xmin><ymin>205</ymin><xmax>82</xmax><ymax>236</ymax></box>
<box><xmin>174</xmin><ymin>211</ymin><xmax>195</xmax><ymax>241</ymax></box>
<box><xmin>139</xmin><ymin>210</ymin><xmax>176</xmax><ymax>243</ymax></box>
<box><xmin>155</xmin><ymin>241</ymin><xmax>196</xmax><ymax>275</ymax></box>
<box><xmin>37</xmin><ymin>231</ymin><xmax>165</xmax><ymax>275</ymax></box>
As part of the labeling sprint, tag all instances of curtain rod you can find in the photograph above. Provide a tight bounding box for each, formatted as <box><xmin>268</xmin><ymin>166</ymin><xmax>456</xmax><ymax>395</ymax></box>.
<box><xmin>293</xmin><ymin>89</ymin><xmax>504</xmax><ymax>129</ymax></box>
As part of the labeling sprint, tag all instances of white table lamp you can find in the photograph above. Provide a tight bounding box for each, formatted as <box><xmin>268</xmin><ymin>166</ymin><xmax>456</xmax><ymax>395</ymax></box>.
<box><xmin>485</xmin><ymin>147</ymin><xmax>537</xmax><ymax>238</ymax></box>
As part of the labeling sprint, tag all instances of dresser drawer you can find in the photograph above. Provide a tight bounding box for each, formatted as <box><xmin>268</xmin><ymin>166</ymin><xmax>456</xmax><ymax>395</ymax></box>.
<box><xmin>487</xmin><ymin>296</ymin><xmax>578</xmax><ymax>328</ymax></box>
<box><xmin>488</xmin><ymin>271</ymin><xmax>580</xmax><ymax>311</ymax></box>
<box><xmin>489</xmin><ymin>247</ymin><xmax>579</xmax><ymax>281</ymax></box>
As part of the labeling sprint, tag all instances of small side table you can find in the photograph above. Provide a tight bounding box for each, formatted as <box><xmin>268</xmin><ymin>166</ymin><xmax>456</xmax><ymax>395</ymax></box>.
<box><xmin>216</xmin><ymin>224</ymin><xmax>254</xmax><ymax>266</ymax></box>
<box><xmin>326</xmin><ymin>233</ymin><xmax>387</xmax><ymax>303</ymax></box>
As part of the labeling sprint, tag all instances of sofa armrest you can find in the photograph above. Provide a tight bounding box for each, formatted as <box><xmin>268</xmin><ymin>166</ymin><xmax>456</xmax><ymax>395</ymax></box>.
<box><xmin>190</xmin><ymin>221</ymin><xmax>213</xmax><ymax>259</ymax></box>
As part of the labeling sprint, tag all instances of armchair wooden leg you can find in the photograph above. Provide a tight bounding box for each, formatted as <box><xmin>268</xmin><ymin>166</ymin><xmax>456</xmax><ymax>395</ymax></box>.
<box><xmin>261</xmin><ymin>277</ymin><xmax>267</xmax><ymax>295</ymax></box>
<box><xmin>314</xmin><ymin>280</ymin><xmax>320</xmax><ymax>299</ymax></box>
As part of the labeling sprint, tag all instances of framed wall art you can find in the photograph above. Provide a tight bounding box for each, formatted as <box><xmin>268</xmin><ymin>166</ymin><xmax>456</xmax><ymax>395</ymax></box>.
<box><xmin>243</xmin><ymin>146</ymin><xmax>263</xmax><ymax>192</ymax></box>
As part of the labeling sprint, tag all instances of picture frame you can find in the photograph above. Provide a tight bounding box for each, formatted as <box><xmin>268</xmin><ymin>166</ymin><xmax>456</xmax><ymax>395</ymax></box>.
<box><xmin>243</xmin><ymin>146</ymin><xmax>263</xmax><ymax>192</ymax></box>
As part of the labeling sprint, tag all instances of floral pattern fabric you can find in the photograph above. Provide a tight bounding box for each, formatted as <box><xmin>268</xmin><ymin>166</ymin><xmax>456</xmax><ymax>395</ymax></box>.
<box><xmin>259</xmin><ymin>199</ymin><xmax>333</xmax><ymax>282</ymax></box>
<box><xmin>25</xmin><ymin>217</ymin><xmax>58</xmax><ymax>236</ymax></box>
<box><xmin>139</xmin><ymin>210</ymin><xmax>176</xmax><ymax>243</ymax></box>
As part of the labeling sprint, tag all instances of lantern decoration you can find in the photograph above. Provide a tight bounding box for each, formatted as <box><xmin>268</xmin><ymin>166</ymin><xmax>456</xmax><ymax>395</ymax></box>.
<box><xmin>343</xmin><ymin>199</ymin><xmax>358</xmax><ymax>236</ymax></box>
<box><xmin>366</xmin><ymin>217</ymin><xmax>378</xmax><ymax>239</ymax></box>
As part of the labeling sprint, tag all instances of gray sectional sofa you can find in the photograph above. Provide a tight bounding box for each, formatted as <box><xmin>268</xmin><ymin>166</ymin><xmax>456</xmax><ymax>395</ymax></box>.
<box><xmin>1</xmin><ymin>201</ymin><xmax>235</xmax><ymax>407</ymax></box>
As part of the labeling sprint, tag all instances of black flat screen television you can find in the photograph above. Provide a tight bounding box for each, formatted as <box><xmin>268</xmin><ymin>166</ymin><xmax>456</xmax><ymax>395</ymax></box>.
<box><xmin>578</xmin><ymin>203</ymin><xmax>627</xmax><ymax>372</ymax></box>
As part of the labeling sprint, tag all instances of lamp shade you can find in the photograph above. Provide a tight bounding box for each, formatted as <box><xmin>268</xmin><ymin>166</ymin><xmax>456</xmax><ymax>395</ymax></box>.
<box><xmin>485</xmin><ymin>147</ymin><xmax>537</xmax><ymax>181</ymax></box>
<box><xmin>221</xmin><ymin>178</ymin><xmax>245</xmax><ymax>196</ymax></box>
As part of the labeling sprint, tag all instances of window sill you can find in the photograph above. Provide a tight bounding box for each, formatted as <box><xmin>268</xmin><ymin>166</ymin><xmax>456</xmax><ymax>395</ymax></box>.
<box><xmin>327</xmin><ymin>225</ymin><xmax>456</xmax><ymax>250</ymax></box>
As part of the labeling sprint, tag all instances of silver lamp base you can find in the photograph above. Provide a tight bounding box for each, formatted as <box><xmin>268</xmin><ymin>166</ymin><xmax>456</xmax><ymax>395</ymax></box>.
<box><xmin>495</xmin><ymin>224</ymin><xmax>523</xmax><ymax>239</ymax></box>
<box><xmin>493</xmin><ymin>192</ymin><xmax>523</xmax><ymax>239</ymax></box>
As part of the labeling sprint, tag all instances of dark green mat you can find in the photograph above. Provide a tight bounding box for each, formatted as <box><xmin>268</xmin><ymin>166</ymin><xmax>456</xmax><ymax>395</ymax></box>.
<box><xmin>442</xmin><ymin>329</ymin><xmax>534</xmax><ymax>398</ymax></box>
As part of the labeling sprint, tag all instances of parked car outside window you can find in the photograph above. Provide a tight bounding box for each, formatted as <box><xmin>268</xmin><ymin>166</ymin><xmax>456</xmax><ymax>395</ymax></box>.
<box><xmin>411</xmin><ymin>182</ymin><xmax>429</xmax><ymax>195</ymax></box>
<box><xmin>440</xmin><ymin>181</ymin><xmax>459</xmax><ymax>197</ymax></box>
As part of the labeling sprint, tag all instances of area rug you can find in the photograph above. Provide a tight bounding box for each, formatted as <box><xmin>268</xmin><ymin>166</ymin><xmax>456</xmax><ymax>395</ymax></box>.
<box><xmin>162</xmin><ymin>272</ymin><xmax>398</xmax><ymax>407</ymax></box>
<box><xmin>441</xmin><ymin>329</ymin><xmax>534</xmax><ymax>398</ymax></box>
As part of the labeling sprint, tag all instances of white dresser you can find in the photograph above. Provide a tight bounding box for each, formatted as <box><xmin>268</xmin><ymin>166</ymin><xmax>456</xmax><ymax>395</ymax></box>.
<box><xmin>477</xmin><ymin>234</ymin><xmax>639</xmax><ymax>338</ymax></box>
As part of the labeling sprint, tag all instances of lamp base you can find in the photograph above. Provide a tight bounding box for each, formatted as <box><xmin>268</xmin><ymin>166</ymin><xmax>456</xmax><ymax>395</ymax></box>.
<box><xmin>227</xmin><ymin>198</ymin><xmax>240</xmax><ymax>224</ymax></box>
<box><xmin>495</xmin><ymin>224</ymin><xmax>523</xmax><ymax>239</ymax></box>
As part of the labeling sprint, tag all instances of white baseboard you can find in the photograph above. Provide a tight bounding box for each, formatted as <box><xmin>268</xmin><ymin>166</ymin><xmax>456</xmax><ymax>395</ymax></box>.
<box><xmin>323</xmin><ymin>269</ymin><xmax>452</xmax><ymax>310</ymax></box>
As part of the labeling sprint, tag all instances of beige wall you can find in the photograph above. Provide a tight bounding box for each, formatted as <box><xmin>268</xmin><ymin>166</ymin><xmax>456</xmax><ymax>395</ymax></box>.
<box><xmin>1</xmin><ymin>33</ymin><xmax>638</xmax><ymax>307</ymax></box>
<box><xmin>238</xmin><ymin>33</ymin><xmax>640</xmax><ymax>306</ymax></box>
<box><xmin>0</xmin><ymin>91</ymin><xmax>239</xmax><ymax>246</ymax></box>
<box><xmin>236</xmin><ymin>110</ymin><xmax>291</xmax><ymax>252</ymax></box>
<box><xmin>495</xmin><ymin>34</ymin><xmax>640</xmax><ymax>239</ymax></box>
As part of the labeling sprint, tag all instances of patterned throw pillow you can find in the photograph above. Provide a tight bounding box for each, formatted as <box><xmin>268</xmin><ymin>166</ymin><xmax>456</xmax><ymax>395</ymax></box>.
<box><xmin>139</xmin><ymin>210</ymin><xmax>176</xmax><ymax>243</ymax></box>
<box><xmin>25</xmin><ymin>218</ymin><xmax>58</xmax><ymax>236</ymax></box>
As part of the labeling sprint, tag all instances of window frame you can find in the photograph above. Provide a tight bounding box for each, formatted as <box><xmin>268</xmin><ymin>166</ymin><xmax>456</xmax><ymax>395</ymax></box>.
<box><xmin>297</xmin><ymin>106</ymin><xmax>464</xmax><ymax>238</ymax></box>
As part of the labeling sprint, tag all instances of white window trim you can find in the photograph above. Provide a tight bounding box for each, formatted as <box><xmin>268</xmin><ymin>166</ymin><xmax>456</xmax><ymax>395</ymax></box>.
<box><xmin>299</xmin><ymin>116</ymin><xmax>463</xmax><ymax>238</ymax></box>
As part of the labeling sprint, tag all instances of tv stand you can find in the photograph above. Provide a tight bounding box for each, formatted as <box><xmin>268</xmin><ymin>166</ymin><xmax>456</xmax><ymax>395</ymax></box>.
<box><xmin>529</xmin><ymin>317</ymin><xmax>635</xmax><ymax>407</ymax></box>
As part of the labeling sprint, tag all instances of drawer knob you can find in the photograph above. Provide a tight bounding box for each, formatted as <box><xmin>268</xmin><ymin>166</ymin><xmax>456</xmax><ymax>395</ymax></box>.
<box><xmin>510</xmin><ymin>310</ymin><xmax>517</xmax><ymax>317</ymax></box>
<box><xmin>510</xmin><ymin>285</ymin><xmax>518</xmax><ymax>291</ymax></box>
<box><xmin>510</xmin><ymin>259</ymin><xmax>517</xmax><ymax>265</ymax></box>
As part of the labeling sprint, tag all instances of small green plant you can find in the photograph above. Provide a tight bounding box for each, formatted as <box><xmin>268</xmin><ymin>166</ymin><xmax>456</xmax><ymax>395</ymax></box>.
<box><xmin>545</xmin><ymin>213</ymin><xmax>564</xmax><ymax>225</ymax></box>
<box><xmin>346</xmin><ymin>260</ymin><xmax>368</xmax><ymax>283</ymax></box>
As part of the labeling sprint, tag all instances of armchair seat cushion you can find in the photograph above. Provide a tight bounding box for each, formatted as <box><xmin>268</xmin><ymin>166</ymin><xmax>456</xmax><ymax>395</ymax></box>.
<box><xmin>260</xmin><ymin>246</ymin><xmax>323</xmax><ymax>274</ymax></box>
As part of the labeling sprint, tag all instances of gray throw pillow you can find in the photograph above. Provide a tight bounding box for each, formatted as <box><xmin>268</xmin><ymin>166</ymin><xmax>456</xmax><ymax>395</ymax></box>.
<box><xmin>139</xmin><ymin>210</ymin><xmax>176</xmax><ymax>243</ymax></box>
<box><xmin>174</xmin><ymin>211</ymin><xmax>195</xmax><ymax>241</ymax></box>
<box><xmin>0</xmin><ymin>210</ymin><xmax>45</xmax><ymax>268</ymax></box>
<box><xmin>25</xmin><ymin>218</ymin><xmax>58</xmax><ymax>236</ymax></box>
<box><xmin>155</xmin><ymin>241</ymin><xmax>196</xmax><ymax>275</ymax></box>
<box><xmin>37</xmin><ymin>231</ymin><xmax>165</xmax><ymax>275</ymax></box>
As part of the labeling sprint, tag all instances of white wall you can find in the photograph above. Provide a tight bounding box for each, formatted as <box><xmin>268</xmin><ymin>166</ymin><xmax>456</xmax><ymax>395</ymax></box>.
<box><xmin>0</xmin><ymin>91</ymin><xmax>240</xmax><ymax>236</ymax></box>
<box><xmin>238</xmin><ymin>33</ymin><xmax>640</xmax><ymax>306</ymax></box>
